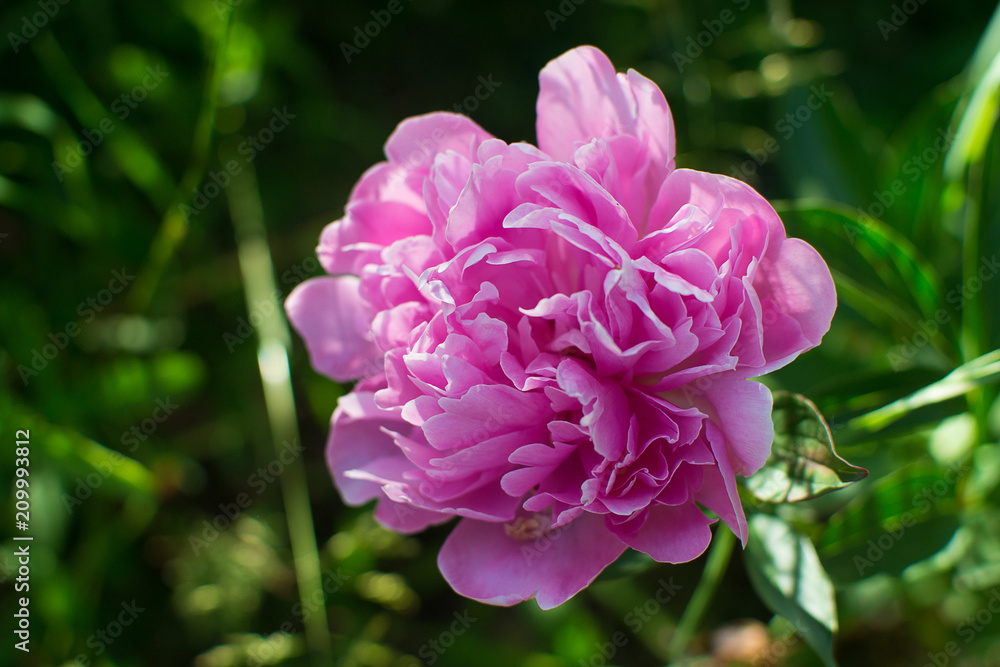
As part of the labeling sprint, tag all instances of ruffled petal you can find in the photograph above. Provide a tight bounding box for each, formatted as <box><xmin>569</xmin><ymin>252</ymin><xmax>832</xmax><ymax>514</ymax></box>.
<box><xmin>536</xmin><ymin>46</ymin><xmax>675</xmax><ymax>170</ymax></box>
<box><xmin>536</xmin><ymin>47</ymin><xmax>677</xmax><ymax>235</ymax></box>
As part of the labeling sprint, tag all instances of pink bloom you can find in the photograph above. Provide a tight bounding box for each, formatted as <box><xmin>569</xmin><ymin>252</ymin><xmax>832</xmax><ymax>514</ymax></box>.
<box><xmin>286</xmin><ymin>46</ymin><xmax>835</xmax><ymax>609</ymax></box>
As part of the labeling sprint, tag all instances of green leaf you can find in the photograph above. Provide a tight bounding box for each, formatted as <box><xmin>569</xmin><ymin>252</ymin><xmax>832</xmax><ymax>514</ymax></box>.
<box><xmin>746</xmin><ymin>392</ymin><xmax>868</xmax><ymax>503</ymax></box>
<box><xmin>850</xmin><ymin>348</ymin><xmax>1000</xmax><ymax>431</ymax></box>
<box><xmin>817</xmin><ymin>462</ymin><xmax>963</xmax><ymax>582</ymax></box>
<box><xmin>745</xmin><ymin>514</ymin><xmax>838</xmax><ymax>667</ymax></box>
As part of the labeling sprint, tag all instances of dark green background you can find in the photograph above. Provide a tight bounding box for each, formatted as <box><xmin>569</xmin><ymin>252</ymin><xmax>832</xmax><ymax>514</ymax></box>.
<box><xmin>2</xmin><ymin>0</ymin><xmax>1000</xmax><ymax>665</ymax></box>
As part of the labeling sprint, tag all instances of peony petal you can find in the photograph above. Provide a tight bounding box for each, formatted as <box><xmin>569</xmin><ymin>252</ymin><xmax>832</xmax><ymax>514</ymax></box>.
<box><xmin>385</xmin><ymin>112</ymin><xmax>494</xmax><ymax>169</ymax></box>
<box><xmin>317</xmin><ymin>200</ymin><xmax>431</xmax><ymax>276</ymax></box>
<box><xmin>698</xmin><ymin>420</ymin><xmax>749</xmax><ymax>544</ymax></box>
<box><xmin>516</xmin><ymin>161</ymin><xmax>635</xmax><ymax>245</ymax></box>
<box><xmin>285</xmin><ymin>276</ymin><xmax>382</xmax><ymax>382</ymax></box>
<box><xmin>645</xmin><ymin>169</ymin><xmax>775</xmax><ymax>261</ymax></box>
<box><xmin>556</xmin><ymin>358</ymin><xmax>629</xmax><ymax>461</ymax></box>
<box><xmin>612</xmin><ymin>502</ymin><xmax>714</xmax><ymax>563</ymax></box>
<box><xmin>438</xmin><ymin>513</ymin><xmax>627</xmax><ymax>608</ymax></box>
<box><xmin>374</xmin><ymin>497</ymin><xmax>452</xmax><ymax>534</ymax></box>
<box><xmin>326</xmin><ymin>392</ymin><xmax>408</xmax><ymax>505</ymax></box>
<box><xmin>751</xmin><ymin>238</ymin><xmax>837</xmax><ymax>374</ymax></box>
<box><xmin>422</xmin><ymin>383</ymin><xmax>551</xmax><ymax>450</ymax></box>
<box><xmin>704</xmin><ymin>377</ymin><xmax>774</xmax><ymax>476</ymax></box>
<box><xmin>536</xmin><ymin>46</ymin><xmax>675</xmax><ymax>172</ymax></box>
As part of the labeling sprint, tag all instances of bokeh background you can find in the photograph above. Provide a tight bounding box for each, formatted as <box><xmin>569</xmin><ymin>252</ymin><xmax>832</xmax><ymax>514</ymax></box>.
<box><xmin>3</xmin><ymin>0</ymin><xmax>1000</xmax><ymax>665</ymax></box>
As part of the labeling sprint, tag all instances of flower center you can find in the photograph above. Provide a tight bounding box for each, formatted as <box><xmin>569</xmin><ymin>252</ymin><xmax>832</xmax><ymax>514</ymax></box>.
<box><xmin>503</xmin><ymin>514</ymin><xmax>552</xmax><ymax>541</ymax></box>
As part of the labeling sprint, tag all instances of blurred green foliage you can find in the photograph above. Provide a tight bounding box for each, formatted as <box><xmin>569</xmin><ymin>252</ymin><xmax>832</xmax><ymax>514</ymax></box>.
<box><xmin>2</xmin><ymin>0</ymin><xmax>1000</xmax><ymax>665</ymax></box>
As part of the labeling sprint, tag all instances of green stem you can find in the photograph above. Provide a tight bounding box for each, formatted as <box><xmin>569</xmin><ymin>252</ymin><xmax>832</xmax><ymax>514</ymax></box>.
<box><xmin>667</xmin><ymin>527</ymin><xmax>736</xmax><ymax>661</ymax></box>
<box><xmin>224</xmin><ymin>147</ymin><xmax>331</xmax><ymax>661</ymax></box>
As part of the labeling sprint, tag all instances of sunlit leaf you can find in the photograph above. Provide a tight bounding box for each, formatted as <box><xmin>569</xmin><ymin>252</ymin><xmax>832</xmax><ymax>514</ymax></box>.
<box><xmin>805</xmin><ymin>366</ymin><xmax>946</xmax><ymax>431</ymax></box>
<box><xmin>0</xmin><ymin>93</ymin><xmax>61</xmax><ymax>135</ymax></box>
<box><xmin>746</xmin><ymin>391</ymin><xmax>867</xmax><ymax>503</ymax></box>
<box><xmin>745</xmin><ymin>514</ymin><xmax>837</xmax><ymax>667</ymax></box>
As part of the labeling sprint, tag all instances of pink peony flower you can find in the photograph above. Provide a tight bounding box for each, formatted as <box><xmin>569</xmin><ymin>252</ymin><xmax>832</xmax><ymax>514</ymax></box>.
<box><xmin>286</xmin><ymin>45</ymin><xmax>835</xmax><ymax>609</ymax></box>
